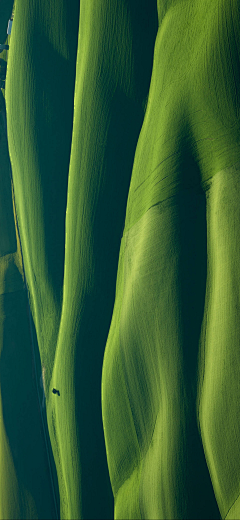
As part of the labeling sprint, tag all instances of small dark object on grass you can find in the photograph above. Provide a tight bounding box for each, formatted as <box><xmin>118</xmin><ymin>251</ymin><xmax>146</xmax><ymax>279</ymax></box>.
<box><xmin>52</xmin><ymin>388</ymin><xmax>60</xmax><ymax>396</ymax></box>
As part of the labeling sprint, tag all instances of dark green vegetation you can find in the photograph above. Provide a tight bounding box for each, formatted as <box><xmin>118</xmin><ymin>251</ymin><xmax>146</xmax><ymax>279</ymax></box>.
<box><xmin>0</xmin><ymin>94</ymin><xmax>59</xmax><ymax>518</ymax></box>
<box><xmin>1</xmin><ymin>0</ymin><xmax>240</xmax><ymax>518</ymax></box>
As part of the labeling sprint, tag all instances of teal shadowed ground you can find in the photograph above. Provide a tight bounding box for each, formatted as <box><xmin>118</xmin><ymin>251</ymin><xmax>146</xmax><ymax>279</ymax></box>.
<box><xmin>2</xmin><ymin>0</ymin><xmax>240</xmax><ymax>519</ymax></box>
<box><xmin>0</xmin><ymin>88</ymin><xmax>59</xmax><ymax>518</ymax></box>
<box><xmin>6</xmin><ymin>0</ymin><xmax>157</xmax><ymax>517</ymax></box>
<box><xmin>103</xmin><ymin>2</ymin><xmax>240</xmax><ymax>519</ymax></box>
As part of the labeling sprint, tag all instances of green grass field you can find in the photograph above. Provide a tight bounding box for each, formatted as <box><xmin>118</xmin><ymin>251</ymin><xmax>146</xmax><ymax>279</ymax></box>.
<box><xmin>1</xmin><ymin>0</ymin><xmax>240</xmax><ymax>519</ymax></box>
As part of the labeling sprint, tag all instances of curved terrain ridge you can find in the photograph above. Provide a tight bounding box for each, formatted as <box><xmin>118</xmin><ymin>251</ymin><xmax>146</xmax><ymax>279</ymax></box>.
<box><xmin>1</xmin><ymin>0</ymin><xmax>240</xmax><ymax>518</ymax></box>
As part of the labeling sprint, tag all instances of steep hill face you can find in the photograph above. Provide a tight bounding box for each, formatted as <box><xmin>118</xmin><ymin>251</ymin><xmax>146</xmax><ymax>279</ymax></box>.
<box><xmin>3</xmin><ymin>1</ymin><xmax>240</xmax><ymax>519</ymax></box>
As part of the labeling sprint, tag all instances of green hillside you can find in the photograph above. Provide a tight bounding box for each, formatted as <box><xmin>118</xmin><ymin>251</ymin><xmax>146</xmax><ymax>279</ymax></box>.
<box><xmin>2</xmin><ymin>0</ymin><xmax>240</xmax><ymax>519</ymax></box>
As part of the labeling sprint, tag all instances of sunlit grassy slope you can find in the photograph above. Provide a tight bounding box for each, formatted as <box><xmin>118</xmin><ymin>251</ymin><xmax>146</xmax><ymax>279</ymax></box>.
<box><xmin>5</xmin><ymin>0</ymin><xmax>157</xmax><ymax>518</ymax></box>
<box><xmin>4</xmin><ymin>0</ymin><xmax>240</xmax><ymax>519</ymax></box>
<box><xmin>0</xmin><ymin>96</ymin><xmax>59</xmax><ymax>519</ymax></box>
<box><xmin>102</xmin><ymin>2</ymin><xmax>240</xmax><ymax>519</ymax></box>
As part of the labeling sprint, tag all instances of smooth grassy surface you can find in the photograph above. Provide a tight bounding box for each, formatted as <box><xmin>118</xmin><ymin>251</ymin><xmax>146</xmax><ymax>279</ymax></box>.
<box><xmin>102</xmin><ymin>2</ymin><xmax>240</xmax><ymax>518</ymax></box>
<box><xmin>6</xmin><ymin>0</ymin><xmax>157</xmax><ymax>518</ymax></box>
<box><xmin>3</xmin><ymin>0</ymin><xmax>240</xmax><ymax>518</ymax></box>
<box><xmin>0</xmin><ymin>98</ymin><xmax>58</xmax><ymax>519</ymax></box>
